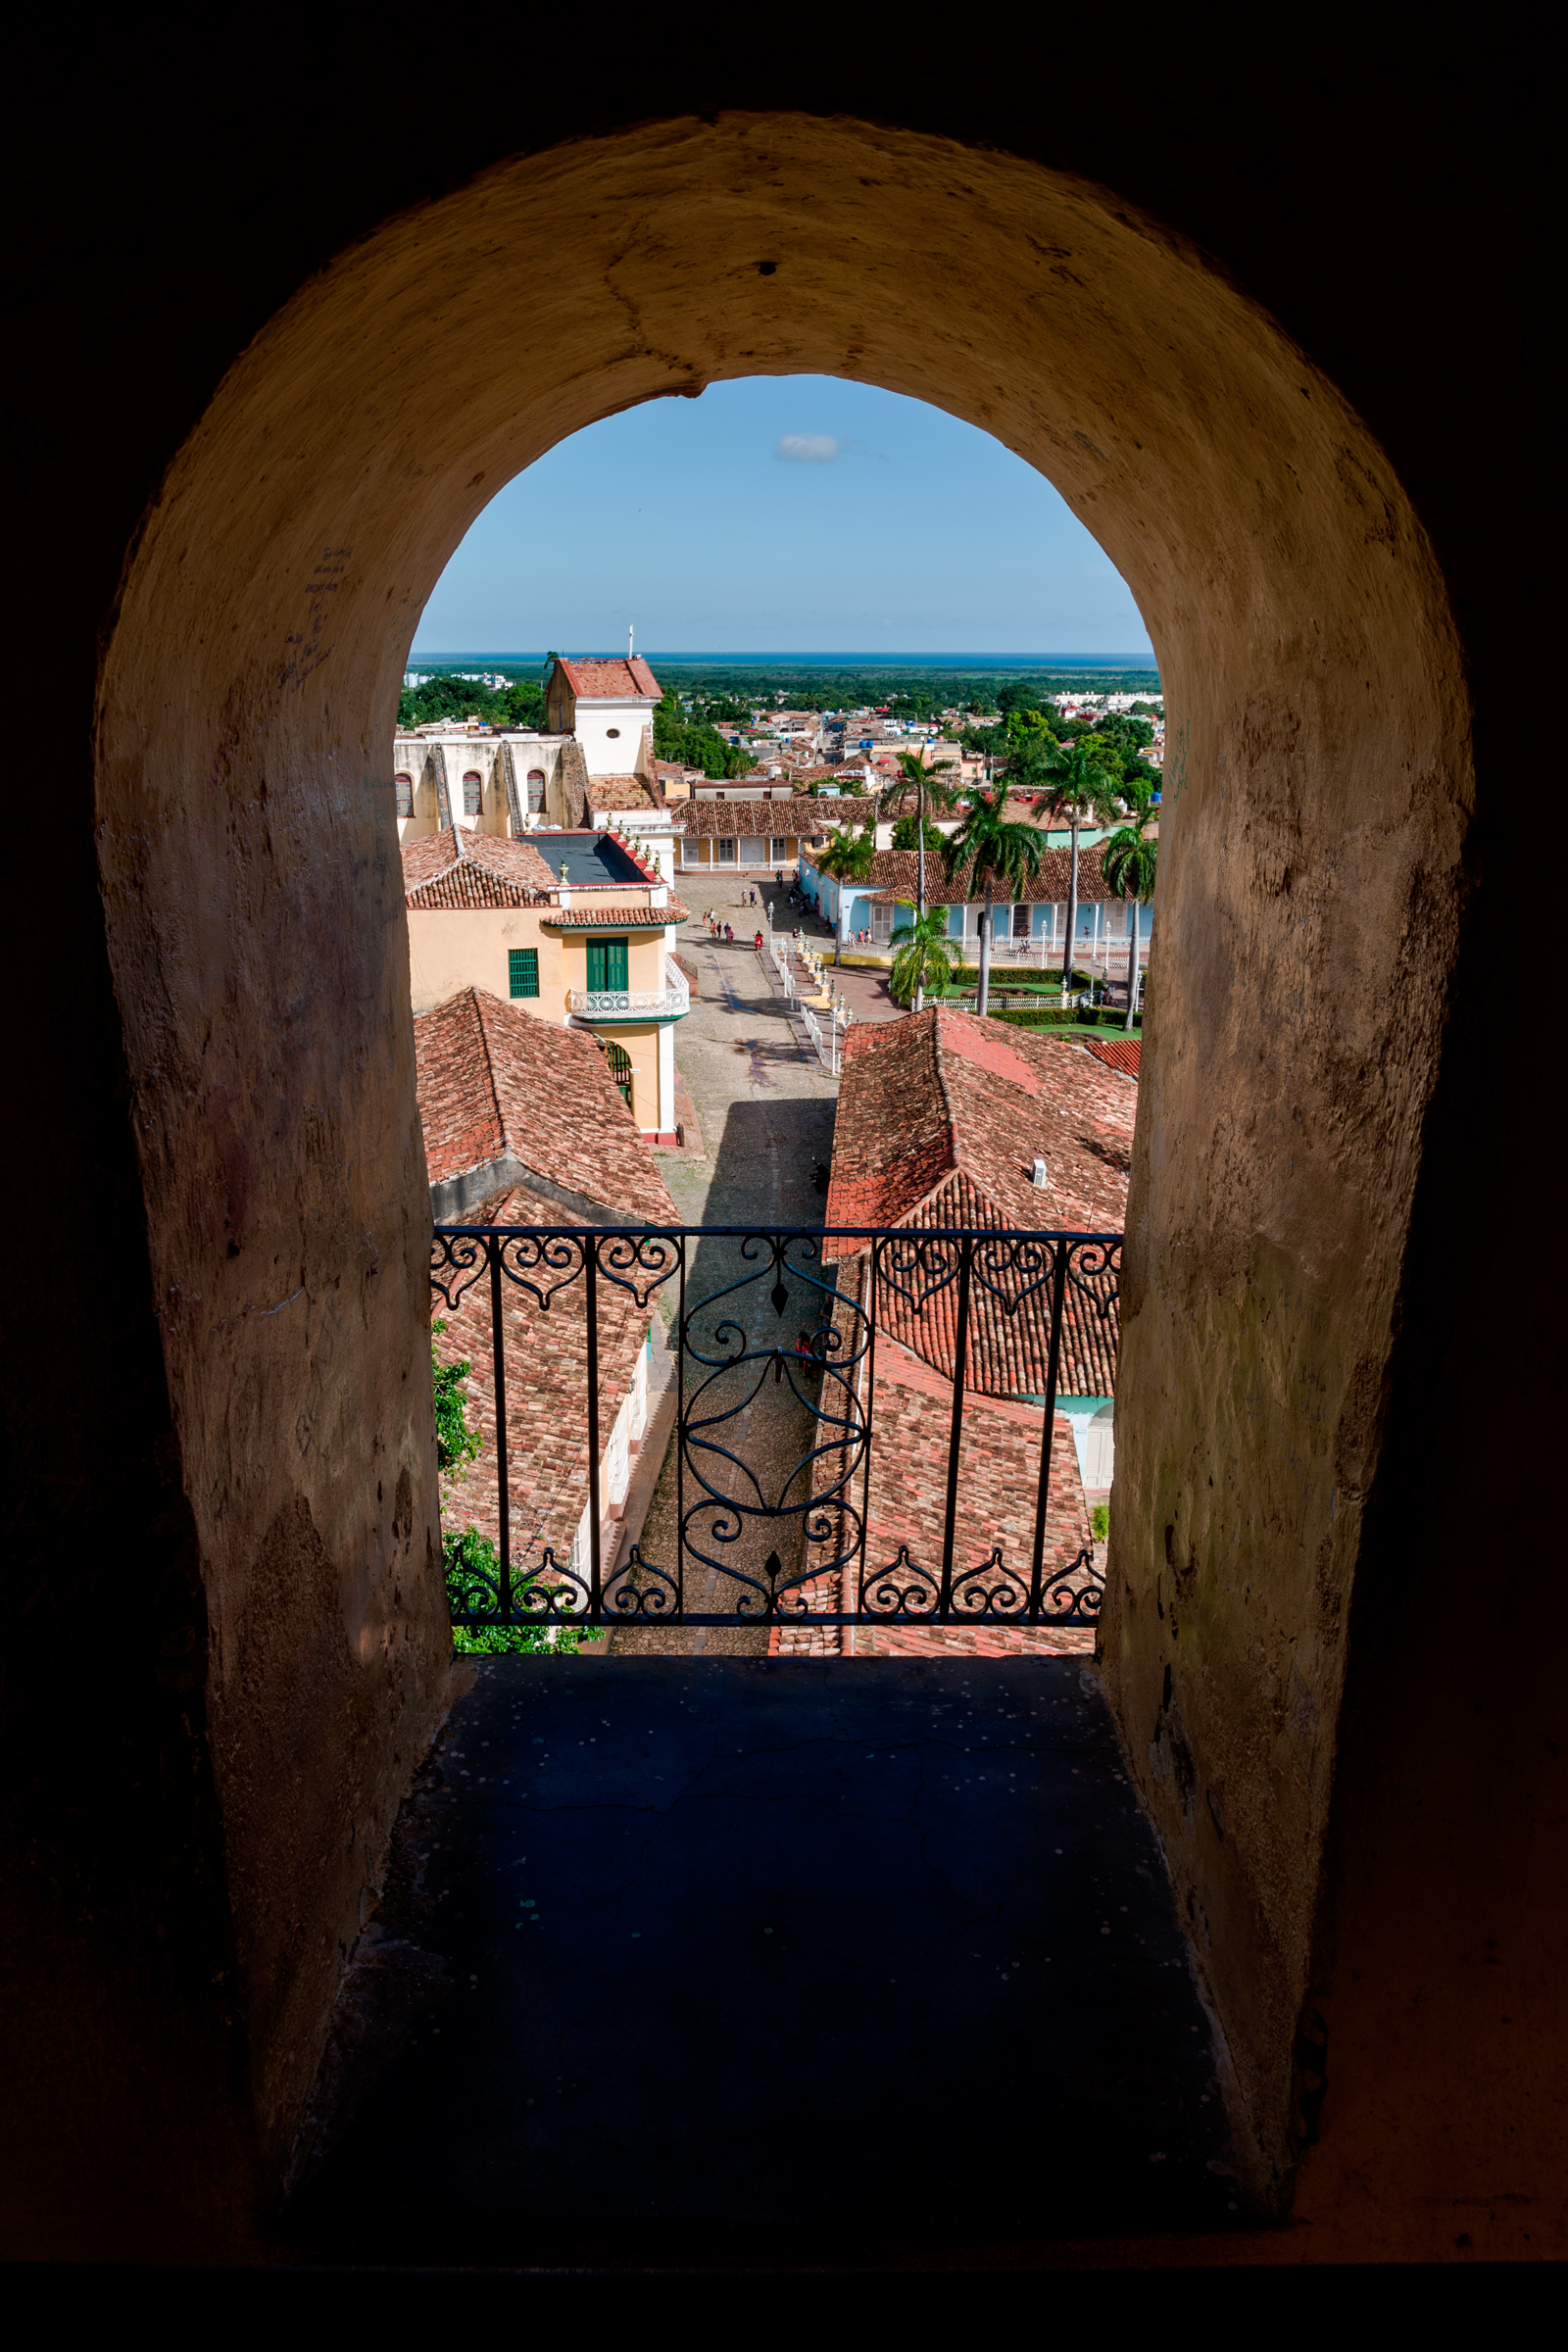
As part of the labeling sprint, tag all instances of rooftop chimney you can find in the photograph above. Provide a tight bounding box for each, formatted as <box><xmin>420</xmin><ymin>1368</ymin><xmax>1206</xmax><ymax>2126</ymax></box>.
<box><xmin>1031</xmin><ymin>1156</ymin><xmax>1050</xmax><ymax>1190</ymax></box>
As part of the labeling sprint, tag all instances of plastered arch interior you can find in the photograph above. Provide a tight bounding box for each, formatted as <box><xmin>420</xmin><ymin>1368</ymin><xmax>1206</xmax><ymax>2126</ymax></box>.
<box><xmin>95</xmin><ymin>114</ymin><xmax>1472</xmax><ymax>2194</ymax></box>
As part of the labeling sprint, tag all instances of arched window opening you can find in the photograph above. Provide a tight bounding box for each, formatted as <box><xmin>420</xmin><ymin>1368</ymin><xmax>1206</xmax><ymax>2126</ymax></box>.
<box><xmin>527</xmin><ymin>769</ymin><xmax>545</xmax><ymax>812</ymax></box>
<box><xmin>395</xmin><ymin>772</ymin><xmax>413</xmax><ymax>817</ymax></box>
<box><xmin>86</xmin><ymin>120</ymin><xmax>1482</xmax><ymax>2239</ymax></box>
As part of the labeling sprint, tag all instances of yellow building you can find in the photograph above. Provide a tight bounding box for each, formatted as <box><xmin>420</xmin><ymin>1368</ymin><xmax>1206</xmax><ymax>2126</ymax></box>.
<box><xmin>403</xmin><ymin>825</ymin><xmax>689</xmax><ymax>1140</ymax></box>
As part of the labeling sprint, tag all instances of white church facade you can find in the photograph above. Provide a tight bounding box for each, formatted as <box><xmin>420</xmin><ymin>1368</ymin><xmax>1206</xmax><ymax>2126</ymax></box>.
<box><xmin>393</xmin><ymin>654</ymin><xmax>685</xmax><ymax>886</ymax></box>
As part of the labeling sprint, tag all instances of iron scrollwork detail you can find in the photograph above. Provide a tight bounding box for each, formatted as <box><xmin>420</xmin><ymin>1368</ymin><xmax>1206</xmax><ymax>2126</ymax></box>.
<box><xmin>432</xmin><ymin>1222</ymin><xmax>1120</xmax><ymax>1629</ymax></box>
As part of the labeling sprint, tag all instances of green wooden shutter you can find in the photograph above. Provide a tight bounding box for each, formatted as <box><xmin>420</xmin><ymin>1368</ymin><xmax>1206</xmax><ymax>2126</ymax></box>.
<box><xmin>585</xmin><ymin>938</ymin><xmax>607</xmax><ymax>991</ymax></box>
<box><xmin>508</xmin><ymin>948</ymin><xmax>538</xmax><ymax>999</ymax></box>
<box><xmin>606</xmin><ymin>938</ymin><xmax>628</xmax><ymax>990</ymax></box>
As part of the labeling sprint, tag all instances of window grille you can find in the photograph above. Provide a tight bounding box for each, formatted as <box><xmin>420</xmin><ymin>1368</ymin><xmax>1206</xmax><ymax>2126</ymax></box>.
<box><xmin>463</xmin><ymin>770</ymin><xmax>482</xmax><ymax>816</ymax></box>
<box><xmin>508</xmin><ymin>948</ymin><xmax>539</xmax><ymax>999</ymax></box>
<box><xmin>395</xmin><ymin>773</ymin><xmax>414</xmax><ymax>817</ymax></box>
<box><xmin>527</xmin><ymin>769</ymin><xmax>546</xmax><ymax>812</ymax></box>
<box><xmin>770</xmin><ymin>837</ymin><xmax>789</xmax><ymax>861</ymax></box>
<box><xmin>715</xmin><ymin>838</ymin><xmax>737</xmax><ymax>864</ymax></box>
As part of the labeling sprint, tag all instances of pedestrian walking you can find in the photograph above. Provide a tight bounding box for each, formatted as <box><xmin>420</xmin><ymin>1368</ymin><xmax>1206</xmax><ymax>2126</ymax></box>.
<box><xmin>754</xmin><ymin>930</ymin><xmax>763</xmax><ymax>953</ymax></box>
<box><xmin>724</xmin><ymin>922</ymin><xmax>733</xmax><ymax>944</ymax></box>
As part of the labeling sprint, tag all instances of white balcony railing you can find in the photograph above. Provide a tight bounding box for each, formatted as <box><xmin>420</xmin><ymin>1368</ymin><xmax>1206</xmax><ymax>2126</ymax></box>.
<box><xmin>567</xmin><ymin>958</ymin><xmax>690</xmax><ymax>1020</ymax></box>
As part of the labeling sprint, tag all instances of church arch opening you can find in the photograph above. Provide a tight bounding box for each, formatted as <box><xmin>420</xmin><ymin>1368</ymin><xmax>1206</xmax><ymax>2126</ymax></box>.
<box><xmin>89</xmin><ymin>115</ymin><xmax>1475</xmax><ymax>2224</ymax></box>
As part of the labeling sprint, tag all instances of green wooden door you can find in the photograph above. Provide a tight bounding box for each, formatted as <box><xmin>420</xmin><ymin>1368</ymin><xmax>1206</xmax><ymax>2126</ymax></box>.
<box><xmin>586</xmin><ymin>938</ymin><xmax>628</xmax><ymax>992</ymax></box>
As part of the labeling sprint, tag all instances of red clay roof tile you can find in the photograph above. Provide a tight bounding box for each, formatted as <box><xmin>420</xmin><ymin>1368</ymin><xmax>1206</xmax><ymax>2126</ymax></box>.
<box><xmin>541</xmin><ymin>902</ymin><xmax>688</xmax><ymax>929</ymax></box>
<box><xmin>824</xmin><ymin>1008</ymin><xmax>1130</xmax><ymax>1396</ymax></box>
<box><xmin>858</xmin><ymin>838</ymin><xmax>1128</xmax><ymax>906</ymax></box>
<box><xmin>678</xmin><ymin>796</ymin><xmax>872</xmax><ymax>837</ymax></box>
<box><xmin>415</xmin><ymin>986</ymin><xmax>675</xmax><ymax>1222</ymax></box>
<box><xmin>1080</xmin><ymin>1036</ymin><xmax>1142</xmax><ymax>1079</ymax></box>
<box><xmin>403</xmin><ymin>825</ymin><xmax>558</xmax><ymax>906</ymax></box>
<box><xmin>557</xmin><ymin>656</ymin><xmax>662</xmax><ymax>701</ymax></box>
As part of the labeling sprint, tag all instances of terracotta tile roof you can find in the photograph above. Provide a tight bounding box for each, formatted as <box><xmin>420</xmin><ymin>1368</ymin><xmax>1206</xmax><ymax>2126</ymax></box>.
<box><xmin>433</xmin><ymin>1180</ymin><xmax>659</xmax><ymax>1568</ymax></box>
<box><xmin>679</xmin><ymin>796</ymin><xmax>874</xmax><ymax>837</ymax></box>
<box><xmin>858</xmin><ymin>838</ymin><xmax>1124</xmax><ymax>906</ymax></box>
<box><xmin>1080</xmin><ymin>1036</ymin><xmax>1141</xmax><ymax>1079</ymax></box>
<box><xmin>823</xmin><ymin>1009</ymin><xmax>1131</xmax><ymax>1397</ymax></box>
<box><xmin>403</xmin><ymin>825</ymin><xmax>557</xmax><ymax>907</ymax></box>
<box><xmin>584</xmin><ymin>773</ymin><xmax>668</xmax><ymax>814</ymax></box>
<box><xmin>541</xmin><ymin>902</ymin><xmax>689</xmax><ymax>929</ymax></box>
<box><xmin>415</xmin><ymin>986</ymin><xmax>676</xmax><ymax>1221</ymax></box>
<box><xmin>775</xmin><ymin>1338</ymin><xmax>1093</xmax><ymax>1659</ymax></box>
<box><xmin>557</xmin><ymin>656</ymin><xmax>662</xmax><ymax>701</ymax></box>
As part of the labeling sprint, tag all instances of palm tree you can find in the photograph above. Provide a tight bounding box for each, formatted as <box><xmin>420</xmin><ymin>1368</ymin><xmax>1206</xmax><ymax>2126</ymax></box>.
<box><xmin>1101</xmin><ymin>787</ymin><xmax>1157</xmax><ymax>1030</ymax></box>
<box><xmin>893</xmin><ymin>750</ymin><xmax>957</xmax><ymax>926</ymax></box>
<box><xmin>941</xmin><ymin>784</ymin><xmax>1048</xmax><ymax>1017</ymax></box>
<box><xmin>1043</xmin><ymin>742</ymin><xmax>1122</xmax><ymax>1008</ymax></box>
<box><xmin>890</xmin><ymin>905</ymin><xmax>954</xmax><ymax>1014</ymax></box>
<box><xmin>815</xmin><ymin>822</ymin><xmax>877</xmax><ymax>964</ymax></box>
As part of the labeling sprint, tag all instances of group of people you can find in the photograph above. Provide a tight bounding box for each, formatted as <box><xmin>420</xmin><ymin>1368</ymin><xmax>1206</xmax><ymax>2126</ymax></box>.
<box><xmin>700</xmin><ymin>906</ymin><xmax>765</xmax><ymax>954</ymax></box>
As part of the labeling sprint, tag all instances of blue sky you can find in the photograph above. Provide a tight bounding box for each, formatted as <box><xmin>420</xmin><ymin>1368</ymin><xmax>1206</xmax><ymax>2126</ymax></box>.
<box><xmin>413</xmin><ymin>375</ymin><xmax>1153</xmax><ymax>659</ymax></box>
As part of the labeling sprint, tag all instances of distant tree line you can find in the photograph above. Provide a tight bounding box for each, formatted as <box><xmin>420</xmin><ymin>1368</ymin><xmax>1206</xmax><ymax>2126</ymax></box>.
<box><xmin>653</xmin><ymin>691</ymin><xmax>758</xmax><ymax>779</ymax></box>
<box><xmin>648</xmin><ymin>662</ymin><xmax>1161</xmax><ymax>711</ymax></box>
<box><xmin>398</xmin><ymin>671</ymin><xmax>546</xmax><ymax>730</ymax></box>
<box><xmin>957</xmin><ymin>679</ymin><xmax>1162</xmax><ymax>799</ymax></box>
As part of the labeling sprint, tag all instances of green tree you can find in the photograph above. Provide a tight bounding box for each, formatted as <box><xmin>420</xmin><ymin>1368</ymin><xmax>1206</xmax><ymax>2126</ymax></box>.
<box><xmin>431</xmin><ymin>1319</ymin><xmax>480</xmax><ymax>1473</ymax></box>
<box><xmin>892</xmin><ymin>750</ymin><xmax>956</xmax><ymax>925</ymax></box>
<box><xmin>1101</xmin><ymin>786</ymin><xmax>1158</xmax><ymax>1030</ymax></box>
<box><xmin>443</xmin><ymin>1526</ymin><xmax>588</xmax><ymax>1657</ymax></box>
<box><xmin>432</xmin><ymin>1319</ymin><xmax>589</xmax><ymax>1656</ymax></box>
<box><xmin>653</xmin><ymin>692</ymin><xmax>757</xmax><ymax>779</ymax></box>
<box><xmin>891</xmin><ymin>811</ymin><xmax>947</xmax><ymax>853</ymax></box>
<box><xmin>1042</xmin><ymin>741</ymin><xmax>1122</xmax><ymax>1007</ymax></box>
<box><xmin>815</xmin><ymin>822</ymin><xmax>877</xmax><ymax>964</ymax></box>
<box><xmin>890</xmin><ymin>905</ymin><xmax>954</xmax><ymax>1013</ymax></box>
<box><xmin>397</xmin><ymin>669</ymin><xmax>547</xmax><ymax>732</ymax></box>
<box><xmin>941</xmin><ymin>784</ymin><xmax>1048</xmax><ymax>1016</ymax></box>
<box><xmin>500</xmin><ymin>678</ymin><xmax>546</xmax><ymax>730</ymax></box>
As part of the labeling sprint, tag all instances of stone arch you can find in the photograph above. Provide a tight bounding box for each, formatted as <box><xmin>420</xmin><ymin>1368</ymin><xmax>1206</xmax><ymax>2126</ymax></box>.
<box><xmin>91</xmin><ymin>116</ymin><xmax>1473</xmax><ymax>2202</ymax></box>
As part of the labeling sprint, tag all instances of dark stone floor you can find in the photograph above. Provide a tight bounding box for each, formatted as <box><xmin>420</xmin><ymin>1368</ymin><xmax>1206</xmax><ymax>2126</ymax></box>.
<box><xmin>290</xmin><ymin>1656</ymin><xmax>1242</xmax><ymax>2267</ymax></box>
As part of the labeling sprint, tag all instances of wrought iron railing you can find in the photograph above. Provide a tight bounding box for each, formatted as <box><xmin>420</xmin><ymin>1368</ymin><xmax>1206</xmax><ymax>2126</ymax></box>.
<box><xmin>430</xmin><ymin>1223</ymin><xmax>1120</xmax><ymax>1635</ymax></box>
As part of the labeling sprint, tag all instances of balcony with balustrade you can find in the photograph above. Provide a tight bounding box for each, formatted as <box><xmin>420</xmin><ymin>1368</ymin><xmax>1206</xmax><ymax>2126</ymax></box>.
<box><xmin>566</xmin><ymin>954</ymin><xmax>690</xmax><ymax>1022</ymax></box>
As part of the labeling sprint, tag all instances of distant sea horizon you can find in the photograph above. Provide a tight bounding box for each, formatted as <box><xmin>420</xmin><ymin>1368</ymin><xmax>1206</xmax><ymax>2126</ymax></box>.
<box><xmin>409</xmin><ymin>649</ymin><xmax>1158</xmax><ymax>669</ymax></box>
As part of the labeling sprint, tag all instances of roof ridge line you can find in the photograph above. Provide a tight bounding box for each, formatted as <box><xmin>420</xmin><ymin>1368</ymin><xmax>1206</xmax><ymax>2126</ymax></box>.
<box><xmin>418</xmin><ymin>822</ymin><xmax>466</xmax><ymax>891</ymax></box>
<box><xmin>469</xmin><ymin>986</ymin><xmax>510</xmax><ymax>1162</ymax></box>
<box><xmin>930</xmin><ymin>1005</ymin><xmax>961</xmax><ymax>1184</ymax></box>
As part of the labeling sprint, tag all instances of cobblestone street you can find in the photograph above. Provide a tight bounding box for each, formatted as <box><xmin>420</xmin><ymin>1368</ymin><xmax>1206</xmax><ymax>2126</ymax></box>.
<box><xmin>611</xmin><ymin>877</ymin><xmax>844</xmax><ymax>1655</ymax></box>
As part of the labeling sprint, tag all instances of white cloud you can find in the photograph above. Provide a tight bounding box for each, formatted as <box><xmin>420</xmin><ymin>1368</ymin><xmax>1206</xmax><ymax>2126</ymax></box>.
<box><xmin>775</xmin><ymin>432</ymin><xmax>841</xmax><ymax>463</ymax></box>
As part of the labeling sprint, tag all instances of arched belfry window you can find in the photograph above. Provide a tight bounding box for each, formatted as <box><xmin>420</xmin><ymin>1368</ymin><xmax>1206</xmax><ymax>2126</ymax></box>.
<box><xmin>395</xmin><ymin>772</ymin><xmax>414</xmax><ymax>817</ymax></box>
<box><xmin>527</xmin><ymin>768</ymin><xmax>546</xmax><ymax>812</ymax></box>
<box><xmin>463</xmin><ymin>769</ymin><xmax>482</xmax><ymax>816</ymax></box>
